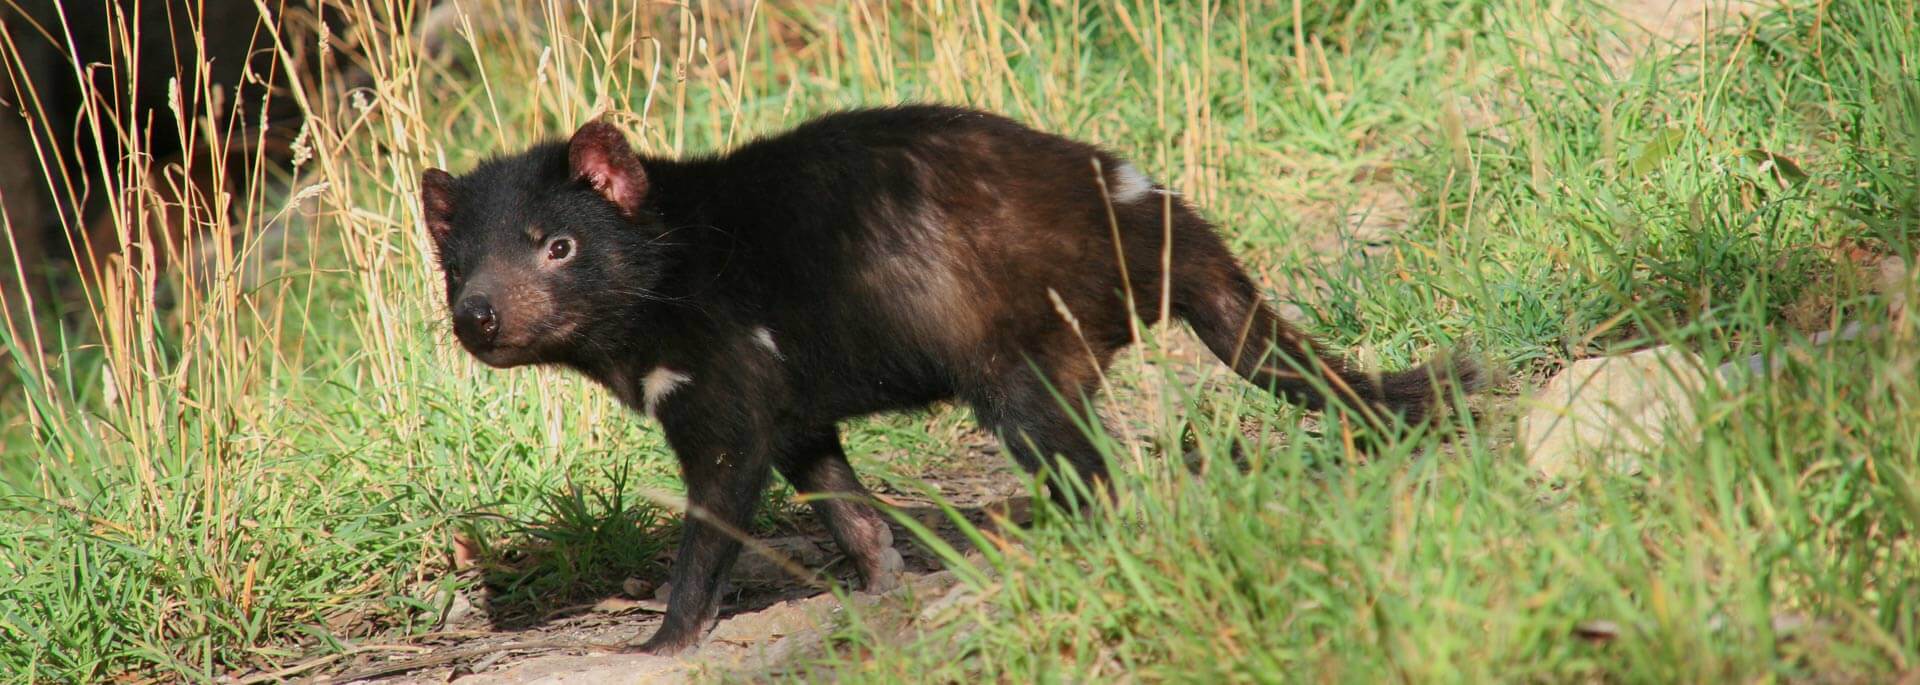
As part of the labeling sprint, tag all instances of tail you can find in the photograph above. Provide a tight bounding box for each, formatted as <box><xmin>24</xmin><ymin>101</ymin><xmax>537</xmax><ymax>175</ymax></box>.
<box><xmin>1174</xmin><ymin>259</ymin><xmax>1481</xmax><ymax>429</ymax></box>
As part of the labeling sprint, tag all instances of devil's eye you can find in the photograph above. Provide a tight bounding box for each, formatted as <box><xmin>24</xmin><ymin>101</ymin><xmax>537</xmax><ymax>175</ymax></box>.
<box><xmin>445</xmin><ymin>264</ymin><xmax>462</xmax><ymax>282</ymax></box>
<box><xmin>547</xmin><ymin>237</ymin><xmax>573</xmax><ymax>261</ymax></box>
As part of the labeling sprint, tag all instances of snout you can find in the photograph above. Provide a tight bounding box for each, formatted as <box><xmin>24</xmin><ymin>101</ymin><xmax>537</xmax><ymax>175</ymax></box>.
<box><xmin>452</xmin><ymin>295</ymin><xmax>499</xmax><ymax>347</ymax></box>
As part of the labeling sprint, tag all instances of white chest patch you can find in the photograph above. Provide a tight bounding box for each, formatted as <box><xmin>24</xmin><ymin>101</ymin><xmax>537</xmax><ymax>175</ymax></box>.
<box><xmin>752</xmin><ymin>326</ymin><xmax>783</xmax><ymax>359</ymax></box>
<box><xmin>1111</xmin><ymin>162</ymin><xmax>1155</xmax><ymax>204</ymax></box>
<box><xmin>641</xmin><ymin>367</ymin><xmax>692</xmax><ymax>417</ymax></box>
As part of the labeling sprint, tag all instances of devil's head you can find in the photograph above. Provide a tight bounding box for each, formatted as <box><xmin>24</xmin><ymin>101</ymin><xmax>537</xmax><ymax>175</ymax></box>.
<box><xmin>420</xmin><ymin>120</ymin><xmax>670</xmax><ymax>368</ymax></box>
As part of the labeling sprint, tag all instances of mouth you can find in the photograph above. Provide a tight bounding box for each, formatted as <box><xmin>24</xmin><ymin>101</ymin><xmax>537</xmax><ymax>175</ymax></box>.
<box><xmin>453</xmin><ymin>315</ymin><xmax>575</xmax><ymax>369</ymax></box>
<box><xmin>461</xmin><ymin>340</ymin><xmax>537</xmax><ymax>368</ymax></box>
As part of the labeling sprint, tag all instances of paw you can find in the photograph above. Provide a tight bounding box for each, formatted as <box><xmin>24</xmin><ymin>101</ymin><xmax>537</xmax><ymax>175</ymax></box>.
<box><xmin>620</xmin><ymin>615</ymin><xmax>713</xmax><ymax>657</ymax></box>
<box><xmin>859</xmin><ymin>547</ymin><xmax>907</xmax><ymax>594</ymax></box>
<box><xmin>621</xmin><ymin>630</ymin><xmax>700</xmax><ymax>657</ymax></box>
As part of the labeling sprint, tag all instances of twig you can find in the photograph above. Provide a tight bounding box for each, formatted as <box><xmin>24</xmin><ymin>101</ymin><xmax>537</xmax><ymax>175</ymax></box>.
<box><xmin>312</xmin><ymin>638</ymin><xmax>621</xmax><ymax>683</ymax></box>
<box><xmin>233</xmin><ymin>644</ymin><xmax>429</xmax><ymax>685</ymax></box>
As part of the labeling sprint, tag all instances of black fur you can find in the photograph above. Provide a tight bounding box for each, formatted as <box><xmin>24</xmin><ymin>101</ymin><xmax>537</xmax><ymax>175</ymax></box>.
<box><xmin>421</xmin><ymin>105</ymin><xmax>1478</xmax><ymax>655</ymax></box>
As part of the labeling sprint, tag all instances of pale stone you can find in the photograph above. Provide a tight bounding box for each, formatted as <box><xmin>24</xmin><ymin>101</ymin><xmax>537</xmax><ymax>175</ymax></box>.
<box><xmin>1519</xmin><ymin>345</ymin><xmax>1709</xmax><ymax>479</ymax></box>
<box><xmin>1880</xmin><ymin>256</ymin><xmax>1910</xmax><ymax>314</ymax></box>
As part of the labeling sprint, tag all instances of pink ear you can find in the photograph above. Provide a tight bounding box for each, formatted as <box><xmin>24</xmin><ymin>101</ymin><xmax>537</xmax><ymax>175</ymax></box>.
<box><xmin>421</xmin><ymin>168</ymin><xmax>457</xmax><ymax>244</ymax></box>
<box><xmin>568</xmin><ymin>120</ymin><xmax>649</xmax><ymax>218</ymax></box>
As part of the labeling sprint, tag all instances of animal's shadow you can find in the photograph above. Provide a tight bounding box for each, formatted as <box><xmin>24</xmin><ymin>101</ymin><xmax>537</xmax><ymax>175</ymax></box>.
<box><xmin>461</xmin><ymin>486</ymin><xmax>1034</xmax><ymax>633</ymax></box>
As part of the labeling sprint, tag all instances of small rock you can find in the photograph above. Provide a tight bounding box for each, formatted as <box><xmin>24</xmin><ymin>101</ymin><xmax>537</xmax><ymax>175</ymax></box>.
<box><xmin>1880</xmin><ymin>255</ymin><xmax>1910</xmax><ymax>314</ymax></box>
<box><xmin>622</xmin><ymin>577</ymin><xmax>655</xmax><ymax>599</ymax></box>
<box><xmin>1877</xmin><ymin>255</ymin><xmax>1909</xmax><ymax>290</ymax></box>
<box><xmin>1519</xmin><ymin>345</ymin><xmax>1708</xmax><ymax>479</ymax></box>
<box><xmin>424</xmin><ymin>586</ymin><xmax>478</xmax><ymax>627</ymax></box>
<box><xmin>444</xmin><ymin>592</ymin><xmax>477</xmax><ymax>626</ymax></box>
<box><xmin>1276</xmin><ymin>302</ymin><xmax>1308</xmax><ymax>323</ymax></box>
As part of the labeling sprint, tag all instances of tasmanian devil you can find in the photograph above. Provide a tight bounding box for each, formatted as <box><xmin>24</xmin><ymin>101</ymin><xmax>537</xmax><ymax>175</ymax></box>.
<box><xmin>419</xmin><ymin>105</ymin><xmax>1476</xmax><ymax>654</ymax></box>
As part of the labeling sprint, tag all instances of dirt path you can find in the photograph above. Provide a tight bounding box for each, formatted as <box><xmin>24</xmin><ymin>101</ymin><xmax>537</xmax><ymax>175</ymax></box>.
<box><xmin>333</xmin><ymin>571</ymin><xmax>972</xmax><ymax>684</ymax></box>
<box><xmin>307</xmin><ymin>438</ymin><xmax>1027</xmax><ymax>684</ymax></box>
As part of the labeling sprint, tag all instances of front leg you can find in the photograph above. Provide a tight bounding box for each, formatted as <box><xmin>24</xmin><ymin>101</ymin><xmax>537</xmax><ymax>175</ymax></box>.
<box><xmin>627</xmin><ymin>409</ymin><xmax>774</xmax><ymax>655</ymax></box>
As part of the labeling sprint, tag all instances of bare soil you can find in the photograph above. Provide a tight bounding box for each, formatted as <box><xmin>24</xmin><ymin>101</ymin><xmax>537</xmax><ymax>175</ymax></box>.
<box><xmin>289</xmin><ymin>436</ymin><xmax>1026</xmax><ymax>684</ymax></box>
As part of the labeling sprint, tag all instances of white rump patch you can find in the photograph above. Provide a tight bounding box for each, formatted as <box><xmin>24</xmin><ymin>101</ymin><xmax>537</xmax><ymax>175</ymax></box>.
<box><xmin>1111</xmin><ymin>163</ymin><xmax>1154</xmax><ymax>204</ymax></box>
<box><xmin>642</xmin><ymin>367</ymin><xmax>692</xmax><ymax>417</ymax></box>
<box><xmin>752</xmin><ymin>326</ymin><xmax>783</xmax><ymax>359</ymax></box>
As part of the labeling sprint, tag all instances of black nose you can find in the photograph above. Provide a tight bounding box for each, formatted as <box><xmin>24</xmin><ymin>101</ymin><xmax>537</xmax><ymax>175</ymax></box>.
<box><xmin>453</xmin><ymin>296</ymin><xmax>498</xmax><ymax>345</ymax></box>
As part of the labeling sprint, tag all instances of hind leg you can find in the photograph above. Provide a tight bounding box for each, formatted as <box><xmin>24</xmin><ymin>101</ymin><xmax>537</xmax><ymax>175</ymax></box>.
<box><xmin>773</xmin><ymin>427</ymin><xmax>906</xmax><ymax>593</ymax></box>
<box><xmin>969</xmin><ymin>364</ymin><xmax>1114</xmax><ymax>509</ymax></box>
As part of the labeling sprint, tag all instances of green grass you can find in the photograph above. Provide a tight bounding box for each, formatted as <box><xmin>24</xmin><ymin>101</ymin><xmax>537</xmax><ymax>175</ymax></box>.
<box><xmin>2</xmin><ymin>0</ymin><xmax>1916</xmax><ymax>682</ymax></box>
